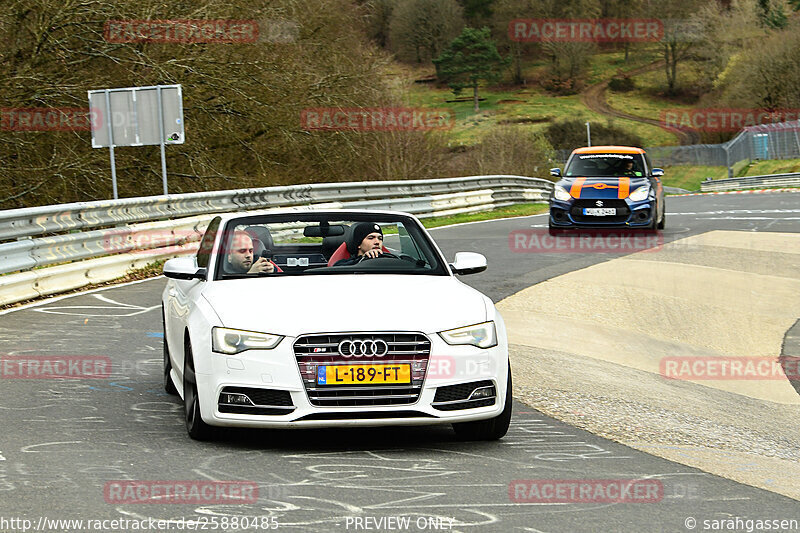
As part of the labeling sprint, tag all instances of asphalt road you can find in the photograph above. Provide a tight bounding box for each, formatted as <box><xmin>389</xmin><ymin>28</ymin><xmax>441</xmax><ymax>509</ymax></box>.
<box><xmin>0</xmin><ymin>192</ymin><xmax>798</xmax><ymax>533</ymax></box>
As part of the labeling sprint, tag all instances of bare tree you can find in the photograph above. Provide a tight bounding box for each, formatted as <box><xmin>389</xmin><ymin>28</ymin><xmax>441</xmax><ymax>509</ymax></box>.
<box><xmin>600</xmin><ymin>0</ymin><xmax>645</xmax><ymax>62</ymax></box>
<box><xmin>0</xmin><ymin>0</ymin><xmax>443</xmax><ymax>207</ymax></box>
<box><xmin>540</xmin><ymin>0</ymin><xmax>600</xmax><ymax>90</ymax></box>
<box><xmin>490</xmin><ymin>0</ymin><xmax>548</xmax><ymax>85</ymax></box>
<box><xmin>363</xmin><ymin>0</ymin><xmax>395</xmax><ymax>48</ymax></box>
<box><xmin>388</xmin><ymin>0</ymin><xmax>465</xmax><ymax>64</ymax></box>
<box><xmin>643</xmin><ymin>0</ymin><xmax>704</xmax><ymax>95</ymax></box>
<box><xmin>693</xmin><ymin>0</ymin><xmax>765</xmax><ymax>91</ymax></box>
<box><xmin>715</xmin><ymin>18</ymin><xmax>800</xmax><ymax>109</ymax></box>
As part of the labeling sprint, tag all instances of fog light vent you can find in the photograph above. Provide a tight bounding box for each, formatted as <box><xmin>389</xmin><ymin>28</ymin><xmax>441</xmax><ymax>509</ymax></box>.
<box><xmin>222</xmin><ymin>393</ymin><xmax>253</xmax><ymax>406</ymax></box>
<box><xmin>468</xmin><ymin>386</ymin><xmax>495</xmax><ymax>400</ymax></box>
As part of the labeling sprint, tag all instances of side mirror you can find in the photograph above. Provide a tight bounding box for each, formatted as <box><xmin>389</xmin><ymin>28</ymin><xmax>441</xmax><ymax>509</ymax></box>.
<box><xmin>652</xmin><ymin>168</ymin><xmax>664</xmax><ymax>177</ymax></box>
<box><xmin>450</xmin><ymin>252</ymin><xmax>487</xmax><ymax>276</ymax></box>
<box><xmin>164</xmin><ymin>257</ymin><xmax>206</xmax><ymax>281</ymax></box>
<box><xmin>550</xmin><ymin>168</ymin><xmax>562</xmax><ymax>177</ymax></box>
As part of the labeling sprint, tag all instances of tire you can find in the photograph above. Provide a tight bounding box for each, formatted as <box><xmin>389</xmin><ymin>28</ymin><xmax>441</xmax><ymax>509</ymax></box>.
<box><xmin>657</xmin><ymin>210</ymin><xmax>665</xmax><ymax>230</ymax></box>
<box><xmin>452</xmin><ymin>364</ymin><xmax>513</xmax><ymax>441</ymax></box>
<box><xmin>647</xmin><ymin>209</ymin><xmax>658</xmax><ymax>230</ymax></box>
<box><xmin>162</xmin><ymin>308</ymin><xmax>178</xmax><ymax>395</ymax></box>
<box><xmin>183</xmin><ymin>340</ymin><xmax>215</xmax><ymax>441</ymax></box>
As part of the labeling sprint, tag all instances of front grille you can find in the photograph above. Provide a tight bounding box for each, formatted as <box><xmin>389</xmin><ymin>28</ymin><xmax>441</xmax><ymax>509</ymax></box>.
<box><xmin>217</xmin><ymin>386</ymin><xmax>295</xmax><ymax>415</ymax></box>
<box><xmin>294</xmin><ymin>332</ymin><xmax>431</xmax><ymax>407</ymax></box>
<box><xmin>295</xmin><ymin>411</ymin><xmax>436</xmax><ymax>421</ymax></box>
<box><xmin>432</xmin><ymin>380</ymin><xmax>496</xmax><ymax>411</ymax></box>
<box><xmin>571</xmin><ymin>199</ymin><xmax>630</xmax><ymax>223</ymax></box>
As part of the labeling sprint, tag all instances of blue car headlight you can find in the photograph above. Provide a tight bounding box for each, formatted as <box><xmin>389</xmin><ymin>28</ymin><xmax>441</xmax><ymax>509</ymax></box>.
<box><xmin>629</xmin><ymin>185</ymin><xmax>650</xmax><ymax>202</ymax></box>
<box><xmin>553</xmin><ymin>185</ymin><xmax>571</xmax><ymax>202</ymax></box>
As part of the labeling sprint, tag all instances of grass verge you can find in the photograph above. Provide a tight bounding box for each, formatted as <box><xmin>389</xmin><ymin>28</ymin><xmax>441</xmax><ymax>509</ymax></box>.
<box><xmin>421</xmin><ymin>203</ymin><xmax>549</xmax><ymax>228</ymax></box>
<box><xmin>739</xmin><ymin>158</ymin><xmax>800</xmax><ymax>176</ymax></box>
<box><xmin>662</xmin><ymin>165</ymin><xmax>728</xmax><ymax>192</ymax></box>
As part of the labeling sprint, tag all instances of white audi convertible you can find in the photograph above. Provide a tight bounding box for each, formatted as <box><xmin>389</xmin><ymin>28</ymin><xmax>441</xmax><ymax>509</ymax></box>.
<box><xmin>162</xmin><ymin>210</ymin><xmax>511</xmax><ymax>440</ymax></box>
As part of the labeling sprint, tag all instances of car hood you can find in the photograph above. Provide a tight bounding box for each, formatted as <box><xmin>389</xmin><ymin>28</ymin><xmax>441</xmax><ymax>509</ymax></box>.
<box><xmin>202</xmin><ymin>274</ymin><xmax>488</xmax><ymax>336</ymax></box>
<box><xmin>556</xmin><ymin>177</ymin><xmax>649</xmax><ymax>200</ymax></box>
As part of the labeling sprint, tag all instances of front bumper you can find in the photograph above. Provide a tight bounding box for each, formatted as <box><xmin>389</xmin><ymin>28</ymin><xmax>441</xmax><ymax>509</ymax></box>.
<box><xmin>193</xmin><ymin>332</ymin><xmax>509</xmax><ymax>429</ymax></box>
<box><xmin>549</xmin><ymin>197</ymin><xmax>655</xmax><ymax>228</ymax></box>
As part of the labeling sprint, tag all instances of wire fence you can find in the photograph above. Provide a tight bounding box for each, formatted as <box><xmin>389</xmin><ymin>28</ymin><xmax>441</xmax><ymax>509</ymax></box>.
<box><xmin>556</xmin><ymin>119</ymin><xmax>800</xmax><ymax>174</ymax></box>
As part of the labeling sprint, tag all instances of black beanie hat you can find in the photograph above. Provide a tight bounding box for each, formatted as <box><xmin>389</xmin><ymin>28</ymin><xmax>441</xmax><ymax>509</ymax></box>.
<box><xmin>348</xmin><ymin>222</ymin><xmax>383</xmax><ymax>254</ymax></box>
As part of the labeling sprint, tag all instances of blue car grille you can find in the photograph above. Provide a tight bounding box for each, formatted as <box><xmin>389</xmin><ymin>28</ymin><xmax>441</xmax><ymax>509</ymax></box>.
<box><xmin>570</xmin><ymin>199</ymin><xmax>630</xmax><ymax>223</ymax></box>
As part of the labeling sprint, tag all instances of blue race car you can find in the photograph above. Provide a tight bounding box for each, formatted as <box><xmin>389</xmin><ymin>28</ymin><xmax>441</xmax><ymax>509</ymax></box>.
<box><xmin>549</xmin><ymin>146</ymin><xmax>665</xmax><ymax>233</ymax></box>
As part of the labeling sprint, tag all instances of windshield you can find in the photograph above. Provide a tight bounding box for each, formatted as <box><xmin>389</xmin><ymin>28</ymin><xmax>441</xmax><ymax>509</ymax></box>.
<box><xmin>211</xmin><ymin>212</ymin><xmax>448</xmax><ymax>280</ymax></box>
<box><xmin>565</xmin><ymin>153</ymin><xmax>646</xmax><ymax>177</ymax></box>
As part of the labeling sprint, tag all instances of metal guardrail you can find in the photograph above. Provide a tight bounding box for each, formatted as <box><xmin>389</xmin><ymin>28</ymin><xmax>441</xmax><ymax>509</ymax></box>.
<box><xmin>700</xmin><ymin>173</ymin><xmax>800</xmax><ymax>192</ymax></box>
<box><xmin>0</xmin><ymin>175</ymin><xmax>553</xmax><ymax>306</ymax></box>
<box><xmin>0</xmin><ymin>176</ymin><xmax>551</xmax><ymax>242</ymax></box>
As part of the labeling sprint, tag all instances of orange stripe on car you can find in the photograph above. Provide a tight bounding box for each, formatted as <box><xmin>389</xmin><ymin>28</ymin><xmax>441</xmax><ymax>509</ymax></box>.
<box><xmin>570</xmin><ymin>178</ymin><xmax>586</xmax><ymax>198</ymax></box>
<box><xmin>589</xmin><ymin>183</ymin><xmax>616</xmax><ymax>190</ymax></box>
<box><xmin>618</xmin><ymin>178</ymin><xmax>630</xmax><ymax>199</ymax></box>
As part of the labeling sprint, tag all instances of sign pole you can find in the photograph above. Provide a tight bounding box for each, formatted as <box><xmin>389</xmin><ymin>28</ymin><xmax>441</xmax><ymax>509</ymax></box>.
<box><xmin>103</xmin><ymin>89</ymin><xmax>118</xmax><ymax>199</ymax></box>
<box><xmin>89</xmin><ymin>84</ymin><xmax>183</xmax><ymax>199</ymax></box>
<box><xmin>156</xmin><ymin>86</ymin><xmax>168</xmax><ymax>195</ymax></box>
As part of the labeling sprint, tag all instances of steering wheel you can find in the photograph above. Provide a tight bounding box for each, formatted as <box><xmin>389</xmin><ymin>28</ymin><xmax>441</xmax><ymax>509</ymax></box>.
<box><xmin>359</xmin><ymin>252</ymin><xmax>400</xmax><ymax>262</ymax></box>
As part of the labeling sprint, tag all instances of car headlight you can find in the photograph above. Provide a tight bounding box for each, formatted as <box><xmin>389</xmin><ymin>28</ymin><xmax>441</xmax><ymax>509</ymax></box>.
<box><xmin>553</xmin><ymin>185</ymin><xmax>572</xmax><ymax>202</ymax></box>
<box><xmin>628</xmin><ymin>185</ymin><xmax>650</xmax><ymax>201</ymax></box>
<box><xmin>212</xmin><ymin>327</ymin><xmax>283</xmax><ymax>354</ymax></box>
<box><xmin>439</xmin><ymin>321</ymin><xmax>497</xmax><ymax>349</ymax></box>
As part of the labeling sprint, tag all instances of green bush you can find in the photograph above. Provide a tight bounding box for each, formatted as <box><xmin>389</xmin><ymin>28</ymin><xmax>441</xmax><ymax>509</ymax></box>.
<box><xmin>544</xmin><ymin>119</ymin><xmax>644</xmax><ymax>151</ymax></box>
<box><xmin>608</xmin><ymin>75</ymin><xmax>635</xmax><ymax>92</ymax></box>
<box><xmin>464</xmin><ymin>126</ymin><xmax>556</xmax><ymax>179</ymax></box>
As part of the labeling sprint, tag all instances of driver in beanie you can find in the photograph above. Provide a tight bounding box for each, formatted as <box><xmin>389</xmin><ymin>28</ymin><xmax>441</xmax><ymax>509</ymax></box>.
<box><xmin>334</xmin><ymin>222</ymin><xmax>384</xmax><ymax>266</ymax></box>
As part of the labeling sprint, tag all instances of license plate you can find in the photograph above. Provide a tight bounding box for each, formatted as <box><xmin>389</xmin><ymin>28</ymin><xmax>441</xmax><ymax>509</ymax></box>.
<box><xmin>317</xmin><ymin>364</ymin><xmax>411</xmax><ymax>385</ymax></box>
<box><xmin>583</xmin><ymin>208</ymin><xmax>617</xmax><ymax>216</ymax></box>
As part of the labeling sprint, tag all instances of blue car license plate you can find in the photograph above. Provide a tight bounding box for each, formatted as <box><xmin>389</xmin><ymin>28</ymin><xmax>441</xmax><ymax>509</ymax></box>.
<box><xmin>582</xmin><ymin>208</ymin><xmax>616</xmax><ymax>216</ymax></box>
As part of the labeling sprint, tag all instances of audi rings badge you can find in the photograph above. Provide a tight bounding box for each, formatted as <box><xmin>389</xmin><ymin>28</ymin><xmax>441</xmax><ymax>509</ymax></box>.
<box><xmin>338</xmin><ymin>339</ymin><xmax>389</xmax><ymax>358</ymax></box>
